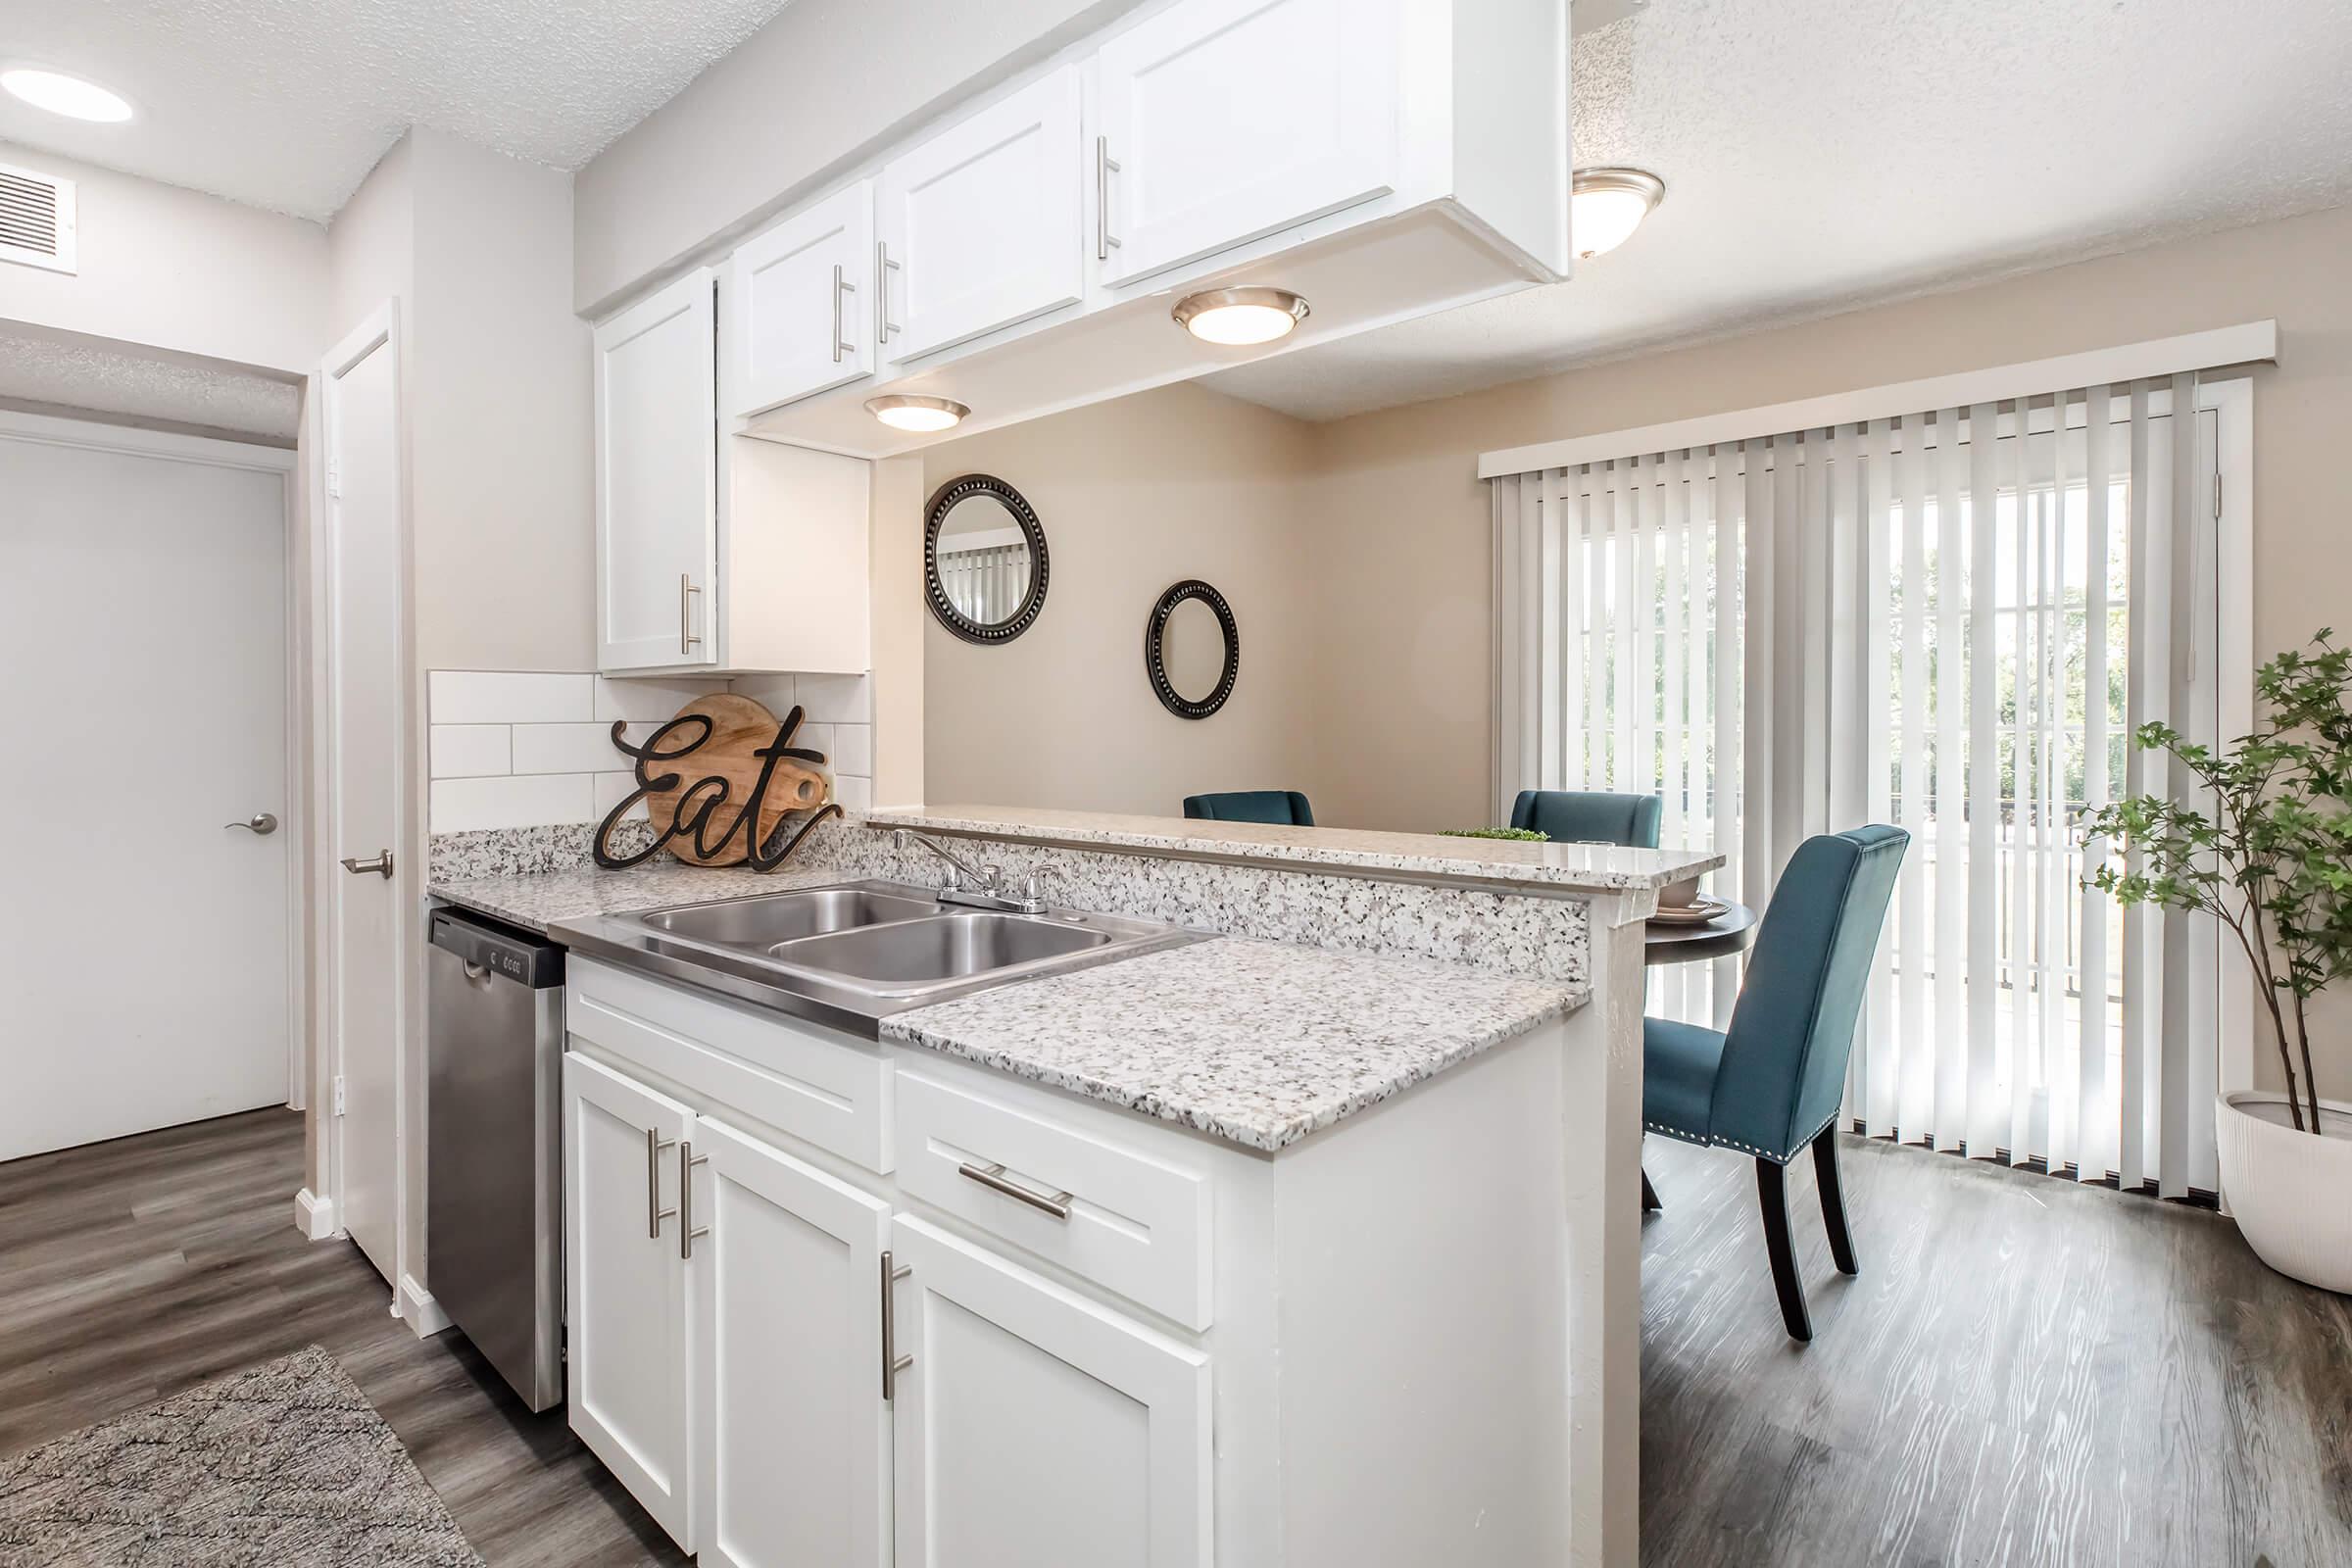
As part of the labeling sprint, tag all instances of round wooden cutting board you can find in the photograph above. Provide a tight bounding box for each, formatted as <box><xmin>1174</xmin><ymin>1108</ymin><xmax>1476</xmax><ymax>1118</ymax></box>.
<box><xmin>640</xmin><ymin>693</ymin><xmax>830</xmax><ymax>864</ymax></box>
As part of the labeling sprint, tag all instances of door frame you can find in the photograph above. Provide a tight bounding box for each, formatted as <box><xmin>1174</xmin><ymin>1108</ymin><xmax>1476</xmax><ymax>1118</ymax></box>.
<box><xmin>0</xmin><ymin>406</ymin><xmax>304</xmax><ymax>1117</ymax></box>
<box><xmin>303</xmin><ymin>301</ymin><xmax>415</xmax><ymax>1283</ymax></box>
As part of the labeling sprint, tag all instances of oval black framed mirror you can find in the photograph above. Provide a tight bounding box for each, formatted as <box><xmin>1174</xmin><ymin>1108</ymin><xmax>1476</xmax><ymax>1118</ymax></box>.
<box><xmin>923</xmin><ymin>473</ymin><xmax>1050</xmax><ymax>645</ymax></box>
<box><xmin>1146</xmin><ymin>579</ymin><xmax>1239</xmax><ymax>719</ymax></box>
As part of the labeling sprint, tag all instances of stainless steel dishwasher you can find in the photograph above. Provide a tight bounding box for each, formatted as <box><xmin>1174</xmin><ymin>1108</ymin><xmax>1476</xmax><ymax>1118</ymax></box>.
<box><xmin>426</xmin><ymin>906</ymin><xmax>565</xmax><ymax>1411</ymax></box>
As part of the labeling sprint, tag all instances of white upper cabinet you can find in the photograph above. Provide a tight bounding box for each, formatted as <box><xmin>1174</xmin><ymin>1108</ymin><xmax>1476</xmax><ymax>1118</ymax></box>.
<box><xmin>727</xmin><ymin>181</ymin><xmax>875</xmax><ymax>418</ymax></box>
<box><xmin>1094</xmin><ymin>0</ymin><xmax>1402</xmax><ymax>286</ymax></box>
<box><xmin>878</xmin><ymin>66</ymin><xmax>1085</xmax><ymax>364</ymax></box>
<box><xmin>595</xmin><ymin>268</ymin><xmax>718</xmax><ymax>672</ymax></box>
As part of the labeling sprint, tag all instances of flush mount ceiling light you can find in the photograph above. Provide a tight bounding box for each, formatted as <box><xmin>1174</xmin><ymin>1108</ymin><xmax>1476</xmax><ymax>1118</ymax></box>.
<box><xmin>1570</xmin><ymin>167</ymin><xmax>1665</xmax><ymax>260</ymax></box>
<box><xmin>865</xmin><ymin>393</ymin><xmax>970</xmax><ymax>433</ymax></box>
<box><xmin>1172</xmin><ymin>286</ymin><xmax>1310</xmax><ymax>346</ymax></box>
<box><xmin>1</xmin><ymin>67</ymin><xmax>135</xmax><ymax>123</ymax></box>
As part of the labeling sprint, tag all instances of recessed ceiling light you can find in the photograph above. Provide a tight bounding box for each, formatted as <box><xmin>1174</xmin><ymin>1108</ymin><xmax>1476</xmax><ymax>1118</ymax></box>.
<box><xmin>864</xmin><ymin>394</ymin><xmax>970</xmax><ymax>433</ymax></box>
<box><xmin>1570</xmin><ymin>168</ymin><xmax>1665</xmax><ymax>260</ymax></box>
<box><xmin>1</xmin><ymin>68</ymin><xmax>135</xmax><ymax>123</ymax></box>
<box><xmin>1172</xmin><ymin>286</ymin><xmax>1310</xmax><ymax>346</ymax></box>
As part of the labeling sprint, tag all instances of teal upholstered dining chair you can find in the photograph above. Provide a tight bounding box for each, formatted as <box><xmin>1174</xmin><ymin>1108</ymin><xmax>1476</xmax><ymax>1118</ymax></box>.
<box><xmin>1183</xmin><ymin>790</ymin><xmax>1315</xmax><ymax>826</ymax></box>
<box><xmin>1642</xmin><ymin>824</ymin><xmax>1909</xmax><ymax>1342</ymax></box>
<box><xmin>1509</xmin><ymin>789</ymin><xmax>1662</xmax><ymax>848</ymax></box>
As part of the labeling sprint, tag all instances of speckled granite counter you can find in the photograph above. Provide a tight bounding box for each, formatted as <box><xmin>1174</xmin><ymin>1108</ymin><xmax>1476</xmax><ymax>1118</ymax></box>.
<box><xmin>868</xmin><ymin>804</ymin><xmax>1724</xmax><ymax>894</ymax></box>
<box><xmin>429</xmin><ymin>861</ymin><xmax>848</xmax><ymax>933</ymax></box>
<box><xmin>881</xmin><ymin>937</ymin><xmax>1586</xmax><ymax>1152</ymax></box>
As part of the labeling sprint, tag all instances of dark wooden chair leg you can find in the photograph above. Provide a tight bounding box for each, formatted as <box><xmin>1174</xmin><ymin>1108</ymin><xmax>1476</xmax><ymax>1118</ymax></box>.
<box><xmin>1641</xmin><ymin>1167</ymin><xmax>1661</xmax><ymax>1212</ymax></box>
<box><xmin>1811</xmin><ymin>1126</ymin><xmax>1858</xmax><ymax>1276</ymax></box>
<box><xmin>1755</xmin><ymin>1158</ymin><xmax>1813</xmax><ymax>1343</ymax></box>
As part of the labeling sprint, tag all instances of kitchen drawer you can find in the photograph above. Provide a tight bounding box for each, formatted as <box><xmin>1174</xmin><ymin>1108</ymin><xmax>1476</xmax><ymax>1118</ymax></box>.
<box><xmin>567</xmin><ymin>958</ymin><xmax>892</xmax><ymax>1173</ymax></box>
<box><xmin>894</xmin><ymin>1070</ymin><xmax>1210</xmax><ymax>1330</ymax></box>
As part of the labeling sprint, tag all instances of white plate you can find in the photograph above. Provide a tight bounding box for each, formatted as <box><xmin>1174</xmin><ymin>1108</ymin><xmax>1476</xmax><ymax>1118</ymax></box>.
<box><xmin>1647</xmin><ymin>898</ymin><xmax>1728</xmax><ymax>927</ymax></box>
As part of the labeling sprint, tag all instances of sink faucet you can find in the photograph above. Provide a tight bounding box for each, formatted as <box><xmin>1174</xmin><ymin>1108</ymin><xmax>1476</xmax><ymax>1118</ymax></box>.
<box><xmin>893</xmin><ymin>828</ymin><xmax>1049</xmax><ymax>914</ymax></box>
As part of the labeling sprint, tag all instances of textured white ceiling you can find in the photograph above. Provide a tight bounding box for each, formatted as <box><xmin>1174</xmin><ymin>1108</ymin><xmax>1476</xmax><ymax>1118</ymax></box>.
<box><xmin>0</xmin><ymin>0</ymin><xmax>795</xmax><ymax>220</ymax></box>
<box><xmin>1206</xmin><ymin>0</ymin><xmax>2352</xmax><ymax>421</ymax></box>
<box><xmin>0</xmin><ymin>323</ymin><xmax>302</xmax><ymax>440</ymax></box>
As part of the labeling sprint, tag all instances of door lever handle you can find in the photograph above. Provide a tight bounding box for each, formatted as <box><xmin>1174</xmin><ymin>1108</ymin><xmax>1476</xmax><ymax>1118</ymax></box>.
<box><xmin>340</xmin><ymin>851</ymin><xmax>394</xmax><ymax>878</ymax></box>
<box><xmin>225</xmin><ymin>812</ymin><xmax>279</xmax><ymax>835</ymax></box>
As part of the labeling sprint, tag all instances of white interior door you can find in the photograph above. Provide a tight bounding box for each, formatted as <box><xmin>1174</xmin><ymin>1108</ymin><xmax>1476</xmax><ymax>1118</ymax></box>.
<box><xmin>694</xmin><ymin>1115</ymin><xmax>892</xmax><ymax>1568</ymax></box>
<box><xmin>0</xmin><ymin>415</ymin><xmax>291</xmax><ymax>1161</ymax></box>
<box><xmin>321</xmin><ymin>308</ymin><xmax>406</xmax><ymax>1286</ymax></box>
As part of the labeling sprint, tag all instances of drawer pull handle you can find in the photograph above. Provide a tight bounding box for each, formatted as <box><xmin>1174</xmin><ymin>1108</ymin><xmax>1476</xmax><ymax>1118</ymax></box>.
<box><xmin>881</xmin><ymin>1251</ymin><xmax>913</xmax><ymax>1401</ymax></box>
<box><xmin>646</xmin><ymin>1128</ymin><xmax>678</xmax><ymax>1239</ymax></box>
<box><xmin>680</xmin><ymin>1141</ymin><xmax>710</xmax><ymax>1260</ymax></box>
<box><xmin>958</xmin><ymin>1160</ymin><xmax>1073</xmax><ymax>1220</ymax></box>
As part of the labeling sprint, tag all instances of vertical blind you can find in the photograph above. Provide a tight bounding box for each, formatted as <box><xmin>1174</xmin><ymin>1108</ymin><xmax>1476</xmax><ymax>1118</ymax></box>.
<box><xmin>1493</xmin><ymin>376</ymin><xmax>2225</xmax><ymax>1194</ymax></box>
<box><xmin>935</xmin><ymin>543</ymin><xmax>1029</xmax><ymax>625</ymax></box>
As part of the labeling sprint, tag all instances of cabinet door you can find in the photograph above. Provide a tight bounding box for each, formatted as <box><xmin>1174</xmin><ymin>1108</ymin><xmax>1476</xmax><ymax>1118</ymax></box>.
<box><xmin>564</xmin><ymin>1053</ymin><xmax>695</xmax><ymax>1550</ymax></box>
<box><xmin>595</xmin><ymin>268</ymin><xmax>717</xmax><ymax>672</ymax></box>
<box><xmin>727</xmin><ymin>181</ymin><xmax>874</xmax><ymax>417</ymax></box>
<box><xmin>889</xmin><ymin>1217</ymin><xmax>1211</xmax><ymax>1568</ymax></box>
<box><xmin>693</xmin><ymin>1116</ymin><xmax>892</xmax><ymax>1568</ymax></box>
<box><xmin>877</xmin><ymin>66</ymin><xmax>1084</xmax><ymax>363</ymax></box>
<box><xmin>1095</xmin><ymin>0</ymin><xmax>1400</xmax><ymax>285</ymax></box>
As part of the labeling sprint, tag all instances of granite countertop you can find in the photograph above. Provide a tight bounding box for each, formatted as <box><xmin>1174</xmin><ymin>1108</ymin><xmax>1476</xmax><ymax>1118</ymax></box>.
<box><xmin>869</xmin><ymin>804</ymin><xmax>1725</xmax><ymax>894</ymax></box>
<box><xmin>429</xmin><ymin>861</ymin><xmax>851</xmax><ymax>932</ymax></box>
<box><xmin>881</xmin><ymin>937</ymin><xmax>1586</xmax><ymax>1152</ymax></box>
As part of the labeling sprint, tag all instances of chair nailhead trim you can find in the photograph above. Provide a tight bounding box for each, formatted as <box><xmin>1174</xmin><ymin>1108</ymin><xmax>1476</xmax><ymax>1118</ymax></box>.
<box><xmin>1642</xmin><ymin>1121</ymin><xmax>1788</xmax><ymax>1164</ymax></box>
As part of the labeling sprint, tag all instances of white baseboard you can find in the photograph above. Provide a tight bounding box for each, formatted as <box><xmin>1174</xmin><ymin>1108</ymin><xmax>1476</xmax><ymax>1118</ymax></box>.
<box><xmin>397</xmin><ymin>1272</ymin><xmax>454</xmax><ymax>1339</ymax></box>
<box><xmin>293</xmin><ymin>1187</ymin><xmax>339</xmax><ymax>1241</ymax></box>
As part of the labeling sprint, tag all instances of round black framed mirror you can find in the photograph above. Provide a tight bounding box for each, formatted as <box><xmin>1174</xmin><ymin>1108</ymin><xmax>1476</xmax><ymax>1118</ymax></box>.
<box><xmin>924</xmin><ymin>473</ymin><xmax>1050</xmax><ymax>645</ymax></box>
<box><xmin>1146</xmin><ymin>579</ymin><xmax>1239</xmax><ymax>719</ymax></box>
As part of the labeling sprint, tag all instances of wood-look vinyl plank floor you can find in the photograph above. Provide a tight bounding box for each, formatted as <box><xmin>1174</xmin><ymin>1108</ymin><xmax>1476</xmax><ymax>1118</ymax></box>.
<box><xmin>5</xmin><ymin>1107</ymin><xmax>2345</xmax><ymax>1566</ymax></box>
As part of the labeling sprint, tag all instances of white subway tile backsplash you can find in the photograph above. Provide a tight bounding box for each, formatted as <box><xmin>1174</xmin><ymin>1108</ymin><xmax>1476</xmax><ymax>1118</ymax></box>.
<box><xmin>594</xmin><ymin>770</ymin><xmax>649</xmax><ymax>822</ymax></box>
<box><xmin>429</xmin><ymin>724</ymin><xmax>511</xmax><ymax>779</ymax></box>
<box><xmin>512</xmin><ymin>721</ymin><xmax>633</xmax><ymax>776</ymax></box>
<box><xmin>431</xmin><ymin>772</ymin><xmax>595</xmax><ymax>832</ymax></box>
<box><xmin>827</xmin><ymin>721</ymin><xmax>872</xmax><ymax>777</ymax></box>
<box><xmin>430</xmin><ymin>670</ymin><xmax>594</xmax><ymax>725</ymax></box>
<box><xmin>594</xmin><ymin>674</ymin><xmax>730</xmax><ymax>723</ymax></box>
<box><xmin>794</xmin><ymin>672</ymin><xmax>871</xmax><ymax>723</ymax></box>
<box><xmin>795</xmin><ymin>721</ymin><xmax>834</xmax><ymax>761</ymax></box>
<box><xmin>728</xmin><ymin>674</ymin><xmax>797</xmax><ymax>714</ymax></box>
<box><xmin>833</xmin><ymin>773</ymin><xmax>873</xmax><ymax>812</ymax></box>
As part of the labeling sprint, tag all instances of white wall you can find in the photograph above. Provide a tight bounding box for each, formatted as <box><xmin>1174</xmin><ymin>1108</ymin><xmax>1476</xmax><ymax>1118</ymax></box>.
<box><xmin>571</xmin><ymin>0</ymin><xmax>1144</xmax><ymax>315</ymax></box>
<box><xmin>0</xmin><ymin>140</ymin><xmax>327</xmax><ymax>374</ymax></box>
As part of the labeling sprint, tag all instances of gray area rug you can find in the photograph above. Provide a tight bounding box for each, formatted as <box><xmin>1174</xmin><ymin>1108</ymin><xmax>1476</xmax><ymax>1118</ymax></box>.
<box><xmin>0</xmin><ymin>1345</ymin><xmax>482</xmax><ymax>1567</ymax></box>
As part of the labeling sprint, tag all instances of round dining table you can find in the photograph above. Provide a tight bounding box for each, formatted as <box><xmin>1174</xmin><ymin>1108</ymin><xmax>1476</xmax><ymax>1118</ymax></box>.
<box><xmin>1642</xmin><ymin>898</ymin><xmax>1759</xmax><ymax>966</ymax></box>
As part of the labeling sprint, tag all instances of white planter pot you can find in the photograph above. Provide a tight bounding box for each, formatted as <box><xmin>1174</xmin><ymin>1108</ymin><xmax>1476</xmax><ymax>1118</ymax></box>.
<box><xmin>2215</xmin><ymin>1091</ymin><xmax>2352</xmax><ymax>1295</ymax></box>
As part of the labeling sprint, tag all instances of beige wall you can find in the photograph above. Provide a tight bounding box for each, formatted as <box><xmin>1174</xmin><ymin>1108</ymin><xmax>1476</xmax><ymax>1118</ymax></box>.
<box><xmin>572</xmin><ymin>0</ymin><xmax>1143</xmax><ymax>315</ymax></box>
<box><xmin>0</xmin><ymin>140</ymin><xmax>327</xmax><ymax>375</ymax></box>
<box><xmin>919</xmin><ymin>380</ymin><xmax>1321</xmax><ymax>815</ymax></box>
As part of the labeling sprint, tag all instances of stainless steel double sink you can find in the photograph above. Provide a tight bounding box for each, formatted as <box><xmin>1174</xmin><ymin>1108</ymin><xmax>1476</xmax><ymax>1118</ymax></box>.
<box><xmin>551</xmin><ymin>879</ymin><xmax>1200</xmax><ymax>1036</ymax></box>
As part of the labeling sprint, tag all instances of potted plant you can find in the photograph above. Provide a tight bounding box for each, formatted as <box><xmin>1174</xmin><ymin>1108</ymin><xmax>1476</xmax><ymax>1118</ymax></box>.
<box><xmin>2082</xmin><ymin>630</ymin><xmax>2352</xmax><ymax>1293</ymax></box>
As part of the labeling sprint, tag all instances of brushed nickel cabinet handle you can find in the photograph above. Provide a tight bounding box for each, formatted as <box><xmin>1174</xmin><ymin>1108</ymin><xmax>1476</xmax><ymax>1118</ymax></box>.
<box><xmin>680</xmin><ymin>1141</ymin><xmax>710</xmax><ymax>1260</ymax></box>
<box><xmin>875</xmin><ymin>239</ymin><xmax>901</xmax><ymax>345</ymax></box>
<box><xmin>339</xmin><ymin>851</ymin><xmax>393</xmax><ymax>878</ymax></box>
<box><xmin>831</xmin><ymin>263</ymin><xmax>857</xmax><ymax>362</ymax></box>
<box><xmin>880</xmin><ymin>1250</ymin><xmax>914</xmax><ymax>1401</ymax></box>
<box><xmin>1095</xmin><ymin>136</ymin><xmax>1123</xmax><ymax>261</ymax></box>
<box><xmin>957</xmin><ymin>1160</ymin><xmax>1073</xmax><ymax>1220</ymax></box>
<box><xmin>647</xmin><ymin>1127</ymin><xmax>678</xmax><ymax>1239</ymax></box>
<box><xmin>679</xmin><ymin>574</ymin><xmax>702</xmax><ymax>654</ymax></box>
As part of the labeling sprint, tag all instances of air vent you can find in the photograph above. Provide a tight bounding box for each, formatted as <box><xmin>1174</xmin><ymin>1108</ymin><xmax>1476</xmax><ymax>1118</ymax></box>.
<box><xmin>0</xmin><ymin>162</ymin><xmax>75</xmax><ymax>274</ymax></box>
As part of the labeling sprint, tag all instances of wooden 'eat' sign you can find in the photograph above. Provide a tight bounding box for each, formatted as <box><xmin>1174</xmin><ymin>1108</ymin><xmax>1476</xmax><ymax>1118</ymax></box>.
<box><xmin>592</xmin><ymin>694</ymin><xmax>842</xmax><ymax>870</ymax></box>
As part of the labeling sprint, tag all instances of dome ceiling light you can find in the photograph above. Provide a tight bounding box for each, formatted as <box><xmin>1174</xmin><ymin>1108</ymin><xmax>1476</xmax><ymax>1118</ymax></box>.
<box><xmin>1570</xmin><ymin>168</ymin><xmax>1665</xmax><ymax>260</ymax></box>
<box><xmin>1</xmin><ymin>67</ymin><xmax>135</xmax><ymax>123</ymax></box>
<box><xmin>864</xmin><ymin>393</ymin><xmax>970</xmax><ymax>433</ymax></box>
<box><xmin>1172</xmin><ymin>286</ymin><xmax>1310</xmax><ymax>346</ymax></box>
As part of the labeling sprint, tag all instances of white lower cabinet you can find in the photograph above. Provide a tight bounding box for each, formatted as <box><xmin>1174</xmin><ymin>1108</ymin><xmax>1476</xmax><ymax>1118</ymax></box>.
<box><xmin>888</xmin><ymin>1216</ymin><xmax>1212</xmax><ymax>1568</ymax></box>
<box><xmin>564</xmin><ymin>1053</ymin><xmax>696</xmax><ymax>1550</ymax></box>
<box><xmin>693</xmin><ymin>1115</ymin><xmax>893</xmax><ymax>1568</ymax></box>
<box><xmin>564</xmin><ymin>1031</ymin><xmax>1212</xmax><ymax>1567</ymax></box>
